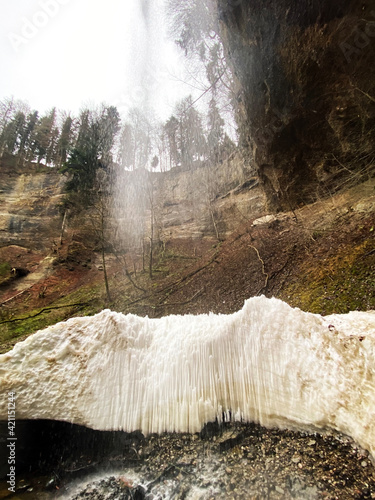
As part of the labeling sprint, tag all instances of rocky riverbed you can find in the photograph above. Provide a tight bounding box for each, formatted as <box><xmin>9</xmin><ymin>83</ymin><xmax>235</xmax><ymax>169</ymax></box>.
<box><xmin>4</xmin><ymin>422</ymin><xmax>374</xmax><ymax>500</ymax></box>
<box><xmin>65</xmin><ymin>425</ymin><xmax>375</xmax><ymax>500</ymax></box>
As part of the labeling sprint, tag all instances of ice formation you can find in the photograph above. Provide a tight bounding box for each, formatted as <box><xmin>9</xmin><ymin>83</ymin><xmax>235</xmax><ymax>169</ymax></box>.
<box><xmin>0</xmin><ymin>296</ymin><xmax>375</xmax><ymax>456</ymax></box>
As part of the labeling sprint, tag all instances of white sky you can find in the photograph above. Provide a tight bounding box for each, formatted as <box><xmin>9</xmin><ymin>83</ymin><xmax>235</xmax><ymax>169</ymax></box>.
<box><xmin>0</xmin><ymin>0</ymin><xmax>202</xmax><ymax>120</ymax></box>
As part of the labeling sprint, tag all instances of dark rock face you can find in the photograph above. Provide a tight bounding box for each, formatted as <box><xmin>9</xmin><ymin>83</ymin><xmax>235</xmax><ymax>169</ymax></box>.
<box><xmin>218</xmin><ymin>0</ymin><xmax>375</xmax><ymax>210</ymax></box>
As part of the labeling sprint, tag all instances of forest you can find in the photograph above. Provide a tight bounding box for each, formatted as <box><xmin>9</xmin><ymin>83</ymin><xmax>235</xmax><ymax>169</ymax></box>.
<box><xmin>0</xmin><ymin>93</ymin><xmax>234</xmax><ymax>175</ymax></box>
<box><xmin>0</xmin><ymin>1</ymin><xmax>236</xmax><ymax>177</ymax></box>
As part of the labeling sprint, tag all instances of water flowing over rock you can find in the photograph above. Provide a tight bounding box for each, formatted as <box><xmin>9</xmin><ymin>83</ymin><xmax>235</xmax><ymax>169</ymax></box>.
<box><xmin>0</xmin><ymin>296</ymin><xmax>374</xmax><ymax>457</ymax></box>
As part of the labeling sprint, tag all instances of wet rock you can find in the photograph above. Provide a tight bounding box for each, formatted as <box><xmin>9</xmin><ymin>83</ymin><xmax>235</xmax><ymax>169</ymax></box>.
<box><xmin>200</xmin><ymin>420</ymin><xmax>222</xmax><ymax>439</ymax></box>
<box><xmin>219</xmin><ymin>431</ymin><xmax>245</xmax><ymax>452</ymax></box>
<box><xmin>71</xmin><ymin>476</ymin><xmax>146</xmax><ymax>499</ymax></box>
<box><xmin>45</xmin><ymin>476</ymin><xmax>58</xmax><ymax>490</ymax></box>
<box><xmin>15</xmin><ymin>479</ymin><xmax>31</xmax><ymax>492</ymax></box>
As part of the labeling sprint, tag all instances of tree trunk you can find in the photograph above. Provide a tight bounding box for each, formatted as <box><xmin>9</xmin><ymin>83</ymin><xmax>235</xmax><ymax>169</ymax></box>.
<box><xmin>101</xmin><ymin>211</ymin><xmax>111</xmax><ymax>303</ymax></box>
<box><xmin>149</xmin><ymin>204</ymin><xmax>154</xmax><ymax>279</ymax></box>
<box><xmin>102</xmin><ymin>243</ymin><xmax>111</xmax><ymax>303</ymax></box>
<box><xmin>60</xmin><ymin>210</ymin><xmax>67</xmax><ymax>245</ymax></box>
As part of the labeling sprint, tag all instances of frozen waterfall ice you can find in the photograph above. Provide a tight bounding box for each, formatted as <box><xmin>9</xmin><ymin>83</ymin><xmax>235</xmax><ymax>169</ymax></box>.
<box><xmin>0</xmin><ymin>296</ymin><xmax>374</xmax><ymax>457</ymax></box>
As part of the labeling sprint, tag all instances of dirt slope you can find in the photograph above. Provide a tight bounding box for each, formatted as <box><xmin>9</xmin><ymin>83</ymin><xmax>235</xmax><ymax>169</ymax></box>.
<box><xmin>0</xmin><ymin>179</ymin><xmax>374</xmax><ymax>353</ymax></box>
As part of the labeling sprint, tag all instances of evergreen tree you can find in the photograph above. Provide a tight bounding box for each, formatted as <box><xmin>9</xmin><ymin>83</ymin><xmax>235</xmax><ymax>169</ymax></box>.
<box><xmin>56</xmin><ymin>114</ymin><xmax>74</xmax><ymax>167</ymax></box>
<box><xmin>61</xmin><ymin>143</ymin><xmax>101</xmax><ymax>196</ymax></box>
<box><xmin>167</xmin><ymin>0</ymin><xmax>236</xmax><ymax>144</ymax></box>
<box><xmin>18</xmin><ymin>111</ymin><xmax>39</xmax><ymax>164</ymax></box>
<box><xmin>33</xmin><ymin>108</ymin><xmax>57</xmax><ymax>164</ymax></box>
<box><xmin>0</xmin><ymin>98</ymin><xmax>32</xmax><ymax>159</ymax></box>
<box><xmin>0</xmin><ymin>111</ymin><xmax>25</xmax><ymax>155</ymax></box>
<box><xmin>167</xmin><ymin>0</ymin><xmax>217</xmax><ymax>56</ymax></box>
<box><xmin>61</xmin><ymin>105</ymin><xmax>120</xmax><ymax>198</ymax></box>
<box><xmin>46</xmin><ymin>126</ymin><xmax>60</xmax><ymax>166</ymax></box>
<box><xmin>75</xmin><ymin>109</ymin><xmax>92</xmax><ymax>152</ymax></box>
<box><xmin>97</xmin><ymin>105</ymin><xmax>121</xmax><ymax>165</ymax></box>
<box><xmin>174</xmin><ymin>96</ymin><xmax>206</xmax><ymax>169</ymax></box>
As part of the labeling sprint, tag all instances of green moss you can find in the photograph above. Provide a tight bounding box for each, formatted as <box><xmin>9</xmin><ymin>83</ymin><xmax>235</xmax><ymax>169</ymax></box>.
<box><xmin>280</xmin><ymin>240</ymin><xmax>375</xmax><ymax>315</ymax></box>
<box><xmin>0</xmin><ymin>262</ymin><xmax>11</xmax><ymax>277</ymax></box>
<box><xmin>0</xmin><ymin>278</ymin><xmax>109</xmax><ymax>353</ymax></box>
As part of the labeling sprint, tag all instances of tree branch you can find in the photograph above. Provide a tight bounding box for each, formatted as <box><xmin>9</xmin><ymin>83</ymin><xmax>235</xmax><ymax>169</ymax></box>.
<box><xmin>249</xmin><ymin>243</ymin><xmax>269</xmax><ymax>293</ymax></box>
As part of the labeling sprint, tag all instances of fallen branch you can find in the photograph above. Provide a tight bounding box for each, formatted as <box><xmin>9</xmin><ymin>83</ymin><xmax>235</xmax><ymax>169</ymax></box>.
<box><xmin>0</xmin><ymin>302</ymin><xmax>90</xmax><ymax>325</ymax></box>
<box><xmin>0</xmin><ymin>288</ymin><xmax>31</xmax><ymax>306</ymax></box>
<box><xmin>249</xmin><ymin>243</ymin><xmax>269</xmax><ymax>293</ymax></box>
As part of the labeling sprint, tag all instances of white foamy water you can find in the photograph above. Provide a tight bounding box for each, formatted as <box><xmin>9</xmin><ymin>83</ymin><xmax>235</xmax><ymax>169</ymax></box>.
<box><xmin>0</xmin><ymin>297</ymin><xmax>374</xmax><ymax>456</ymax></box>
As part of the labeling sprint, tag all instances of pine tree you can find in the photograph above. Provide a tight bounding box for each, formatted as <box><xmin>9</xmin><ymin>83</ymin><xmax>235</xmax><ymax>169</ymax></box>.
<box><xmin>0</xmin><ymin>111</ymin><xmax>25</xmax><ymax>156</ymax></box>
<box><xmin>0</xmin><ymin>98</ymin><xmax>31</xmax><ymax>159</ymax></box>
<box><xmin>75</xmin><ymin>109</ymin><xmax>92</xmax><ymax>152</ymax></box>
<box><xmin>56</xmin><ymin>114</ymin><xmax>74</xmax><ymax>168</ymax></box>
<box><xmin>97</xmin><ymin>105</ymin><xmax>120</xmax><ymax>166</ymax></box>
<box><xmin>46</xmin><ymin>126</ymin><xmax>60</xmax><ymax>166</ymax></box>
<box><xmin>18</xmin><ymin>111</ymin><xmax>39</xmax><ymax>165</ymax></box>
<box><xmin>33</xmin><ymin>108</ymin><xmax>57</xmax><ymax>164</ymax></box>
<box><xmin>174</xmin><ymin>96</ymin><xmax>206</xmax><ymax>169</ymax></box>
<box><xmin>61</xmin><ymin>105</ymin><xmax>120</xmax><ymax>197</ymax></box>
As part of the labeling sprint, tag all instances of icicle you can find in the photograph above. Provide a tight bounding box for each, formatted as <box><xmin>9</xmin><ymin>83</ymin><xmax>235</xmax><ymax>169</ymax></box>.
<box><xmin>0</xmin><ymin>296</ymin><xmax>374</xmax><ymax>457</ymax></box>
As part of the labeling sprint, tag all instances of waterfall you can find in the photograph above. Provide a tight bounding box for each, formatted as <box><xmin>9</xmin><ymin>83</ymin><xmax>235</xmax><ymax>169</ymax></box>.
<box><xmin>1</xmin><ymin>296</ymin><xmax>374</xmax><ymax>457</ymax></box>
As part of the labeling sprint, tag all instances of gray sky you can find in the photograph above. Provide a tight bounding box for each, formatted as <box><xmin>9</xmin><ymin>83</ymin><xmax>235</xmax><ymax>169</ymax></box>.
<box><xmin>0</xmin><ymin>0</ymin><xmax>197</xmax><ymax>119</ymax></box>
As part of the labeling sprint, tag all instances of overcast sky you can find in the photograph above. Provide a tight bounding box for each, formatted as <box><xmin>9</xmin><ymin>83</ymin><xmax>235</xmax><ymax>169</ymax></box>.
<box><xmin>0</xmin><ymin>0</ymin><xmax>200</xmax><ymax>120</ymax></box>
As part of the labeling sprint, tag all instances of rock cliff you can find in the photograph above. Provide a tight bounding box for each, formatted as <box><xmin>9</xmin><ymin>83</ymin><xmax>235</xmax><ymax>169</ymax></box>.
<box><xmin>217</xmin><ymin>0</ymin><xmax>375</xmax><ymax>210</ymax></box>
<box><xmin>0</xmin><ymin>153</ymin><xmax>266</xmax><ymax>252</ymax></box>
<box><xmin>155</xmin><ymin>153</ymin><xmax>265</xmax><ymax>241</ymax></box>
<box><xmin>0</xmin><ymin>155</ymin><xmax>65</xmax><ymax>250</ymax></box>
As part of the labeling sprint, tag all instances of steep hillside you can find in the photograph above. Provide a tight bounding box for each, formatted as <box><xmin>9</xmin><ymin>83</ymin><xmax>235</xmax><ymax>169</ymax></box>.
<box><xmin>1</xmin><ymin>172</ymin><xmax>374</xmax><ymax>353</ymax></box>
